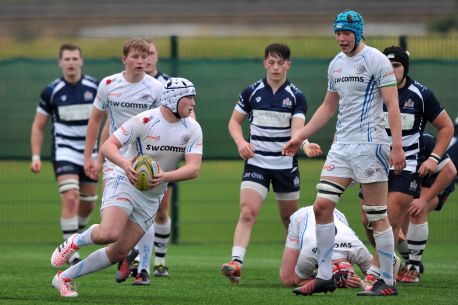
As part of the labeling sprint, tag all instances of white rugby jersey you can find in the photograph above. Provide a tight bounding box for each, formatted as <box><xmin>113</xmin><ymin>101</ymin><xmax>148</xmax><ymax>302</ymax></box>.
<box><xmin>113</xmin><ymin>107</ymin><xmax>203</xmax><ymax>196</ymax></box>
<box><xmin>286</xmin><ymin>206</ymin><xmax>372</xmax><ymax>278</ymax></box>
<box><xmin>37</xmin><ymin>75</ymin><xmax>99</xmax><ymax>165</ymax></box>
<box><xmin>94</xmin><ymin>72</ymin><xmax>164</xmax><ymax>135</ymax></box>
<box><xmin>235</xmin><ymin>78</ymin><xmax>307</xmax><ymax>169</ymax></box>
<box><xmin>328</xmin><ymin>45</ymin><xmax>397</xmax><ymax>144</ymax></box>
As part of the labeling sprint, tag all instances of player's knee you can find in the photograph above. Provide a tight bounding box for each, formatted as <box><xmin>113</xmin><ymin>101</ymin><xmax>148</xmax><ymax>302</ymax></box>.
<box><xmin>316</xmin><ymin>179</ymin><xmax>346</xmax><ymax>204</ymax></box>
<box><xmin>362</xmin><ymin>205</ymin><xmax>388</xmax><ymax>222</ymax></box>
<box><xmin>93</xmin><ymin>227</ymin><xmax>121</xmax><ymax>244</ymax></box>
<box><xmin>80</xmin><ymin>192</ymin><xmax>98</xmax><ymax>203</ymax></box>
<box><xmin>239</xmin><ymin>207</ymin><xmax>257</xmax><ymax>224</ymax></box>
<box><xmin>58</xmin><ymin>178</ymin><xmax>79</xmax><ymax>194</ymax></box>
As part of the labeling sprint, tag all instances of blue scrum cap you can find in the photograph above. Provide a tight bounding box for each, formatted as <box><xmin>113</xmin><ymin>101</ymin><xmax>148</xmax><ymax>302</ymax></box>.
<box><xmin>333</xmin><ymin>10</ymin><xmax>364</xmax><ymax>46</ymax></box>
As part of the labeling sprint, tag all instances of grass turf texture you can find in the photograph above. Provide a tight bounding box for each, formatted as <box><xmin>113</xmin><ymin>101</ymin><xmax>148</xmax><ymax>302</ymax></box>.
<box><xmin>1</xmin><ymin>160</ymin><xmax>457</xmax><ymax>304</ymax></box>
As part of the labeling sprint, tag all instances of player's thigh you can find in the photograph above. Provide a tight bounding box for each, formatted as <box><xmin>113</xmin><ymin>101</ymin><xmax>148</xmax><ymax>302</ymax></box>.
<box><xmin>320</xmin><ymin>143</ymin><xmax>355</xmax><ymax>180</ymax></box>
<box><xmin>350</xmin><ymin>143</ymin><xmax>390</xmax><ymax>184</ymax></box>
<box><xmin>107</xmin><ymin>219</ymin><xmax>144</xmax><ymax>260</ymax></box>
<box><xmin>99</xmin><ymin>206</ymin><xmax>130</xmax><ymax>238</ymax></box>
<box><xmin>361</xmin><ymin>181</ymin><xmax>388</xmax><ymax>204</ymax></box>
<box><xmin>239</xmin><ymin>187</ymin><xmax>264</xmax><ymax>218</ymax></box>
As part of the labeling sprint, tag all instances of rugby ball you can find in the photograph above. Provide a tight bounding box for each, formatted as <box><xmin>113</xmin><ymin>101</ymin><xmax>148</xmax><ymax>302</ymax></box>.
<box><xmin>132</xmin><ymin>155</ymin><xmax>160</xmax><ymax>191</ymax></box>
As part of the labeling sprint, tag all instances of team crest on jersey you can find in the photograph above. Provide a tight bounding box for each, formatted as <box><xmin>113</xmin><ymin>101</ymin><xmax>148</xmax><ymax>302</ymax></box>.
<box><xmin>255</xmin><ymin>97</ymin><xmax>262</xmax><ymax>103</ymax></box>
<box><xmin>84</xmin><ymin>91</ymin><xmax>94</xmax><ymax>101</ymax></box>
<box><xmin>282</xmin><ymin>97</ymin><xmax>293</xmax><ymax>108</ymax></box>
<box><xmin>60</xmin><ymin>95</ymin><xmax>67</xmax><ymax>102</ymax></box>
<box><xmin>143</xmin><ymin>117</ymin><xmax>150</xmax><ymax>124</ymax></box>
<box><xmin>105</xmin><ymin>79</ymin><xmax>112</xmax><ymax>85</ymax></box>
<box><xmin>180</xmin><ymin>135</ymin><xmax>190</xmax><ymax>145</ymax></box>
<box><xmin>404</xmin><ymin>99</ymin><xmax>415</xmax><ymax>108</ymax></box>
<box><xmin>356</xmin><ymin>64</ymin><xmax>367</xmax><ymax>74</ymax></box>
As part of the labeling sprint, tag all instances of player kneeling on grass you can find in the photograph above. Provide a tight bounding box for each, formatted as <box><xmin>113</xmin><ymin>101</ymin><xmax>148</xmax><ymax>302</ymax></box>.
<box><xmin>280</xmin><ymin>206</ymin><xmax>372</xmax><ymax>293</ymax></box>
<box><xmin>50</xmin><ymin>77</ymin><xmax>203</xmax><ymax>297</ymax></box>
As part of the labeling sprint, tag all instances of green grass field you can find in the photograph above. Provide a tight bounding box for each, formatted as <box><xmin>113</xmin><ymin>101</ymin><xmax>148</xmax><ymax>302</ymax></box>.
<box><xmin>1</xmin><ymin>160</ymin><xmax>457</xmax><ymax>304</ymax></box>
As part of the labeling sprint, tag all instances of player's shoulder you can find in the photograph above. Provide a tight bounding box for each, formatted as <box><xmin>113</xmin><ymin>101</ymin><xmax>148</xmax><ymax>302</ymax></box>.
<box><xmin>46</xmin><ymin>77</ymin><xmax>63</xmax><ymax>89</ymax></box>
<box><xmin>156</xmin><ymin>71</ymin><xmax>170</xmax><ymax>85</ymax></box>
<box><xmin>82</xmin><ymin>74</ymin><xmax>99</xmax><ymax>85</ymax></box>
<box><xmin>41</xmin><ymin>77</ymin><xmax>63</xmax><ymax>96</ymax></box>
<box><xmin>362</xmin><ymin>45</ymin><xmax>391</xmax><ymax>65</ymax></box>
<box><xmin>183</xmin><ymin>116</ymin><xmax>202</xmax><ymax>131</ymax></box>
<box><xmin>292</xmin><ymin>206</ymin><xmax>312</xmax><ymax>219</ymax></box>
<box><xmin>286</xmin><ymin>80</ymin><xmax>304</xmax><ymax>96</ymax></box>
<box><xmin>246</xmin><ymin>78</ymin><xmax>264</xmax><ymax>92</ymax></box>
<box><xmin>100</xmin><ymin>72</ymin><xmax>123</xmax><ymax>87</ymax></box>
<box><xmin>408</xmin><ymin>77</ymin><xmax>432</xmax><ymax>94</ymax></box>
<box><xmin>144</xmin><ymin>74</ymin><xmax>164</xmax><ymax>89</ymax></box>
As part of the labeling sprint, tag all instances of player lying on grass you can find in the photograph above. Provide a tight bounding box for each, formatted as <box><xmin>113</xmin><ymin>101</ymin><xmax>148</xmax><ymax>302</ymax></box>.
<box><xmin>280</xmin><ymin>206</ymin><xmax>372</xmax><ymax>291</ymax></box>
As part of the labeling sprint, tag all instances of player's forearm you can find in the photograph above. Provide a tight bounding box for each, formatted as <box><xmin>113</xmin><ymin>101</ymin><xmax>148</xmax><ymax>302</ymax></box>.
<box><xmin>299</xmin><ymin>103</ymin><xmax>334</xmax><ymax>141</ymax></box>
<box><xmin>101</xmin><ymin>138</ymin><xmax>125</xmax><ymax>168</ymax></box>
<box><xmin>165</xmin><ymin>159</ymin><xmax>202</xmax><ymax>182</ymax></box>
<box><xmin>84</xmin><ymin>111</ymin><xmax>103</xmax><ymax>160</ymax></box>
<box><xmin>386</xmin><ymin>106</ymin><xmax>403</xmax><ymax>149</ymax></box>
<box><xmin>433</xmin><ymin>121</ymin><xmax>454</xmax><ymax>158</ymax></box>
<box><xmin>30</xmin><ymin>126</ymin><xmax>44</xmax><ymax>157</ymax></box>
<box><xmin>228</xmin><ymin>121</ymin><xmax>246</xmax><ymax>146</ymax></box>
<box><xmin>423</xmin><ymin>164</ymin><xmax>456</xmax><ymax>202</ymax></box>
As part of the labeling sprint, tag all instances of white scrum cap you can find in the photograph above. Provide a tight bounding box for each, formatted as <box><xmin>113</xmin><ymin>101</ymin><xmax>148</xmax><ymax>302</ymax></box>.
<box><xmin>161</xmin><ymin>77</ymin><xmax>196</xmax><ymax>114</ymax></box>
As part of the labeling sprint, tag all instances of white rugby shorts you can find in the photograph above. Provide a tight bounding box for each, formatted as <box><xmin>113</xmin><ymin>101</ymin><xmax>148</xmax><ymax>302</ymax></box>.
<box><xmin>101</xmin><ymin>174</ymin><xmax>161</xmax><ymax>232</ymax></box>
<box><xmin>321</xmin><ymin>143</ymin><xmax>390</xmax><ymax>183</ymax></box>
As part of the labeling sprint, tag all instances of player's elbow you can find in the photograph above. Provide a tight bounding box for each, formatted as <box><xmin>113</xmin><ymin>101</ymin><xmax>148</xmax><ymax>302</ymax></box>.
<box><xmin>188</xmin><ymin>166</ymin><xmax>200</xmax><ymax>179</ymax></box>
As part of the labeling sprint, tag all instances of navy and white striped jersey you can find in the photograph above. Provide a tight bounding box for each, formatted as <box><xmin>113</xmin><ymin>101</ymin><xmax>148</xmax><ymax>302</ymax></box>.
<box><xmin>155</xmin><ymin>70</ymin><xmax>170</xmax><ymax>85</ymax></box>
<box><xmin>235</xmin><ymin>78</ymin><xmax>307</xmax><ymax>169</ymax></box>
<box><xmin>384</xmin><ymin>77</ymin><xmax>444</xmax><ymax>172</ymax></box>
<box><xmin>423</xmin><ymin>133</ymin><xmax>451</xmax><ymax>172</ymax></box>
<box><xmin>37</xmin><ymin>75</ymin><xmax>99</xmax><ymax>166</ymax></box>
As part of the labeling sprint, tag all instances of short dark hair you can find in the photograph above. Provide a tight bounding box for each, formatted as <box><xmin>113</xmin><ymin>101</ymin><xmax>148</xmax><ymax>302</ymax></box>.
<box><xmin>264</xmin><ymin>43</ymin><xmax>291</xmax><ymax>60</ymax></box>
<box><xmin>59</xmin><ymin>43</ymin><xmax>82</xmax><ymax>59</ymax></box>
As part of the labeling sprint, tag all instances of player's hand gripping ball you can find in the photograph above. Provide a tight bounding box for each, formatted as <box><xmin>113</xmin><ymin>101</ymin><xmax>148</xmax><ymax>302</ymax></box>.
<box><xmin>132</xmin><ymin>155</ymin><xmax>160</xmax><ymax>191</ymax></box>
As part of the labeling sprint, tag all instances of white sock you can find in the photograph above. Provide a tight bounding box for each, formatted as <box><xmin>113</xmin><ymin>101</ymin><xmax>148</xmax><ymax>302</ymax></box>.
<box><xmin>138</xmin><ymin>225</ymin><xmax>155</xmax><ymax>273</ymax></box>
<box><xmin>407</xmin><ymin>222</ymin><xmax>428</xmax><ymax>272</ymax></box>
<box><xmin>60</xmin><ymin>217</ymin><xmax>78</xmax><ymax>240</ymax></box>
<box><xmin>231</xmin><ymin>246</ymin><xmax>246</xmax><ymax>265</ymax></box>
<box><xmin>316</xmin><ymin>222</ymin><xmax>335</xmax><ymax>280</ymax></box>
<box><xmin>154</xmin><ymin>218</ymin><xmax>171</xmax><ymax>266</ymax></box>
<box><xmin>397</xmin><ymin>239</ymin><xmax>410</xmax><ymax>262</ymax></box>
<box><xmin>367</xmin><ymin>266</ymin><xmax>381</xmax><ymax>278</ymax></box>
<box><xmin>75</xmin><ymin>224</ymin><xmax>97</xmax><ymax>248</ymax></box>
<box><xmin>374</xmin><ymin>227</ymin><xmax>394</xmax><ymax>285</ymax></box>
<box><xmin>61</xmin><ymin>247</ymin><xmax>112</xmax><ymax>279</ymax></box>
<box><xmin>78</xmin><ymin>215</ymin><xmax>91</xmax><ymax>232</ymax></box>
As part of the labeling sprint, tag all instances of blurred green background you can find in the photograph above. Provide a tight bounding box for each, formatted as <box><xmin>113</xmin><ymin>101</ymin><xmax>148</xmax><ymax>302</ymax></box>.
<box><xmin>1</xmin><ymin>35</ymin><xmax>457</xmax><ymax>159</ymax></box>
